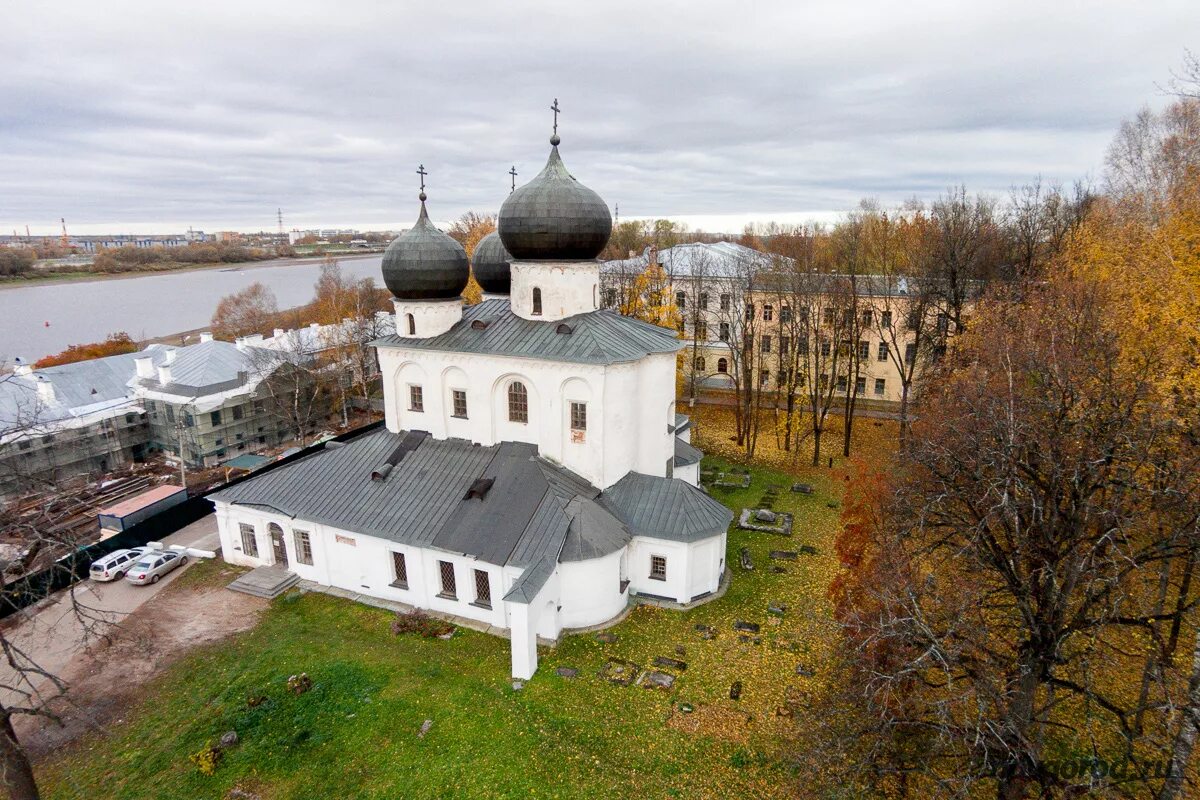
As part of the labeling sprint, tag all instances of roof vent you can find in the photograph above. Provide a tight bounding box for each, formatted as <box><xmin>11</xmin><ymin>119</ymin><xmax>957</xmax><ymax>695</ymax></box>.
<box><xmin>463</xmin><ymin>477</ymin><xmax>494</xmax><ymax>500</ymax></box>
<box><xmin>470</xmin><ymin>319</ymin><xmax>489</xmax><ymax>330</ymax></box>
<box><xmin>556</xmin><ymin>323</ymin><xmax>573</xmax><ymax>335</ymax></box>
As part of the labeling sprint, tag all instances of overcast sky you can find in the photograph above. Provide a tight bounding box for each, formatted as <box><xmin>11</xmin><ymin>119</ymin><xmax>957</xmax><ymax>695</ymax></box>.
<box><xmin>1</xmin><ymin>0</ymin><xmax>1195</xmax><ymax>235</ymax></box>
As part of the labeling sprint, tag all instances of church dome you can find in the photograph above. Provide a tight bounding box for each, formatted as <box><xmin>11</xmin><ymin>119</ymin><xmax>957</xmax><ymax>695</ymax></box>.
<box><xmin>471</xmin><ymin>230</ymin><xmax>513</xmax><ymax>294</ymax></box>
<box><xmin>382</xmin><ymin>195</ymin><xmax>470</xmax><ymax>300</ymax></box>
<box><xmin>498</xmin><ymin>137</ymin><xmax>612</xmax><ymax>261</ymax></box>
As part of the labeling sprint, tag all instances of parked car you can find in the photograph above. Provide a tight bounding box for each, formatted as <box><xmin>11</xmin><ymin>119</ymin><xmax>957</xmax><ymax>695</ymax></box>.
<box><xmin>124</xmin><ymin>550</ymin><xmax>187</xmax><ymax>586</ymax></box>
<box><xmin>89</xmin><ymin>546</ymin><xmax>155</xmax><ymax>582</ymax></box>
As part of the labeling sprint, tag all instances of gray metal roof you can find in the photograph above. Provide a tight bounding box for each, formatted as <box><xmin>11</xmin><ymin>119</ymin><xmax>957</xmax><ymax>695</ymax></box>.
<box><xmin>210</xmin><ymin>427</ymin><xmax>721</xmax><ymax>601</ymax></box>
<box><xmin>601</xmin><ymin>472</ymin><xmax>732</xmax><ymax>542</ymax></box>
<box><xmin>559</xmin><ymin>496</ymin><xmax>630</xmax><ymax>562</ymax></box>
<box><xmin>374</xmin><ymin>298</ymin><xmax>682</xmax><ymax>365</ymax></box>
<box><xmin>674</xmin><ymin>438</ymin><xmax>703</xmax><ymax>467</ymax></box>
<box><xmin>0</xmin><ymin>351</ymin><xmax>145</xmax><ymax>433</ymax></box>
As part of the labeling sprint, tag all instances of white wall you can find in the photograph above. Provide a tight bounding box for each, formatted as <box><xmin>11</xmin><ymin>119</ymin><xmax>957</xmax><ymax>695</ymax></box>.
<box><xmin>676</xmin><ymin>460</ymin><xmax>699</xmax><ymax>486</ymax></box>
<box><xmin>558</xmin><ymin>549</ymin><xmax>627</xmax><ymax>629</ymax></box>
<box><xmin>391</xmin><ymin>298</ymin><xmax>463</xmax><ymax>339</ymax></box>
<box><xmin>378</xmin><ymin>345</ymin><xmax>677</xmax><ymax>490</ymax></box>
<box><xmin>510</xmin><ymin>261</ymin><xmax>600</xmax><ymax>321</ymax></box>
<box><xmin>215</xmin><ymin>502</ymin><xmax>510</xmax><ymax>630</ymax></box>
<box><xmin>626</xmin><ymin>532</ymin><xmax>726</xmax><ymax>604</ymax></box>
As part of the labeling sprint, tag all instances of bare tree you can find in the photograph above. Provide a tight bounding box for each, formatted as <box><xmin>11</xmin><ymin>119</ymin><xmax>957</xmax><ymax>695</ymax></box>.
<box><xmin>928</xmin><ymin>186</ymin><xmax>1001</xmax><ymax>336</ymax></box>
<box><xmin>210</xmin><ymin>282</ymin><xmax>279</xmax><ymax>340</ymax></box>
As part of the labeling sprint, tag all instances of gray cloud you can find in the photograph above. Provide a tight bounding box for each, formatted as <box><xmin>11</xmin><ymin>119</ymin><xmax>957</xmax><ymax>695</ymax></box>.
<box><xmin>1</xmin><ymin>0</ymin><xmax>1195</xmax><ymax>234</ymax></box>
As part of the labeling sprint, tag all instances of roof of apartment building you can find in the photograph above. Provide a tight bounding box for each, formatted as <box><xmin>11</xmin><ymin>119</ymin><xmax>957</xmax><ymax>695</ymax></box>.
<box><xmin>210</xmin><ymin>427</ymin><xmax>730</xmax><ymax>602</ymax></box>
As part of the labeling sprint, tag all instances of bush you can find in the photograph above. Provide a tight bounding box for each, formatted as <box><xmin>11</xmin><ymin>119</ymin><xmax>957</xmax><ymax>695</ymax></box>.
<box><xmin>0</xmin><ymin>247</ymin><xmax>35</xmax><ymax>276</ymax></box>
<box><xmin>390</xmin><ymin>610</ymin><xmax>454</xmax><ymax>638</ymax></box>
<box><xmin>189</xmin><ymin>744</ymin><xmax>222</xmax><ymax>775</ymax></box>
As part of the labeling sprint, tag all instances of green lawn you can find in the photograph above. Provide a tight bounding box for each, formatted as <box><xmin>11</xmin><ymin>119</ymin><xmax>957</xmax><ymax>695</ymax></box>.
<box><xmin>39</xmin><ymin>457</ymin><xmax>845</xmax><ymax>800</ymax></box>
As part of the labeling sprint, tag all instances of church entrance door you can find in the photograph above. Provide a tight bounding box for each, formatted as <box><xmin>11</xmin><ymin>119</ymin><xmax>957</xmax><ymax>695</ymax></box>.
<box><xmin>268</xmin><ymin>523</ymin><xmax>288</xmax><ymax>568</ymax></box>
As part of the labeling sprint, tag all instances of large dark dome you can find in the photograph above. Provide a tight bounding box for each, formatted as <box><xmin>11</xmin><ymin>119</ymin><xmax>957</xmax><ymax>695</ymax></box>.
<box><xmin>382</xmin><ymin>199</ymin><xmax>470</xmax><ymax>300</ymax></box>
<box><xmin>498</xmin><ymin>141</ymin><xmax>612</xmax><ymax>260</ymax></box>
<box><xmin>471</xmin><ymin>231</ymin><xmax>512</xmax><ymax>294</ymax></box>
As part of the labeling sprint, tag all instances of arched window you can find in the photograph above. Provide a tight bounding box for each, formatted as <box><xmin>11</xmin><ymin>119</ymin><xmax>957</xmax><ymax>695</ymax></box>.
<box><xmin>532</xmin><ymin>287</ymin><xmax>543</xmax><ymax>316</ymax></box>
<box><xmin>507</xmin><ymin>381</ymin><xmax>528</xmax><ymax>423</ymax></box>
<box><xmin>717</xmin><ymin>357</ymin><xmax>728</xmax><ymax>374</ymax></box>
<box><xmin>406</xmin><ymin>313</ymin><xmax>415</xmax><ymax>335</ymax></box>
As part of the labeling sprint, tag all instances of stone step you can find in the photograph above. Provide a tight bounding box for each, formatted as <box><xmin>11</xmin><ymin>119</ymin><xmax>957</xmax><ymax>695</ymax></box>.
<box><xmin>227</xmin><ymin>567</ymin><xmax>300</xmax><ymax>599</ymax></box>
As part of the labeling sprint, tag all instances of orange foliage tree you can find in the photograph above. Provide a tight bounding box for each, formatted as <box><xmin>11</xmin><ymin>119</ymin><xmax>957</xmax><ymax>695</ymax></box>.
<box><xmin>34</xmin><ymin>332</ymin><xmax>139</xmax><ymax>367</ymax></box>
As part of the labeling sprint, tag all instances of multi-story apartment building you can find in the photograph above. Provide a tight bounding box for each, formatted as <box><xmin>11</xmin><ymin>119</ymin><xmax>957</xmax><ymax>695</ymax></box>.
<box><xmin>601</xmin><ymin>243</ymin><xmax>955</xmax><ymax>411</ymax></box>
<box><xmin>0</xmin><ymin>316</ymin><xmax>393</xmax><ymax>499</ymax></box>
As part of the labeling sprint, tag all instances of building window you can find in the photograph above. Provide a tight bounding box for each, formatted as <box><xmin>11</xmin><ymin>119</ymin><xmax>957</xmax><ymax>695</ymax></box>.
<box><xmin>763</xmin><ymin>304</ymin><xmax>773</xmax><ymax>321</ymax></box>
<box><xmin>452</xmin><ymin>390</ymin><xmax>468</xmax><ymax>418</ymax></box>
<box><xmin>820</xmin><ymin>339</ymin><xmax>831</xmax><ymax>357</ymax></box>
<box><xmin>874</xmin><ymin>378</ymin><xmax>886</xmax><ymax>396</ymax></box>
<box><xmin>650</xmin><ymin>555</ymin><xmax>667</xmax><ymax>581</ymax></box>
<box><xmin>508</xmin><ymin>382</ymin><xmax>528</xmax><ymax>423</ymax></box>
<box><xmin>759</xmin><ymin>369</ymin><xmax>770</xmax><ymax>387</ymax></box>
<box><xmin>905</xmin><ymin>343</ymin><xmax>917</xmax><ymax>365</ymax></box>
<box><xmin>778</xmin><ymin>368</ymin><xmax>789</xmax><ymax>385</ymax></box>
<box><xmin>836</xmin><ymin>375</ymin><xmax>848</xmax><ymax>392</ymax></box>
<box><xmin>694</xmin><ymin>356</ymin><xmax>706</xmax><ymax>371</ymax></box>
<box><xmin>410</xmin><ymin>385</ymin><xmax>424</xmax><ymax>412</ymax></box>
<box><xmin>745</xmin><ymin>303</ymin><xmax>754</xmax><ymax>321</ymax></box>
<box><xmin>473</xmin><ymin>569</ymin><xmax>492</xmax><ymax>608</ymax></box>
<box><xmin>211</xmin><ymin>410</ymin><xmax>221</xmax><ymax>426</ymax></box>
<box><xmin>570</xmin><ymin>401</ymin><xmax>587</xmax><ymax>432</ymax></box>
<box><xmin>877</xmin><ymin>342</ymin><xmax>889</xmax><ymax>361</ymax></box>
<box><xmin>798</xmin><ymin>335</ymin><xmax>809</xmax><ymax>356</ymax></box>
<box><xmin>695</xmin><ymin>321</ymin><xmax>707</xmax><ymax>340</ymax></box>
<box><xmin>699</xmin><ymin>292</ymin><xmax>709</xmax><ymax>309</ymax></box>
<box><xmin>761</xmin><ymin>335</ymin><xmax>772</xmax><ymax>353</ymax></box>
<box><xmin>239</xmin><ymin>523</ymin><xmax>259</xmax><ymax>558</ymax></box>
<box><xmin>293</xmin><ymin>530</ymin><xmax>313</xmax><ymax>565</ymax></box>
<box><xmin>780</xmin><ymin>336</ymin><xmax>791</xmax><ymax>355</ymax></box>
<box><xmin>824</xmin><ymin>308</ymin><xmax>836</xmax><ymax>325</ymax></box>
<box><xmin>861</xmin><ymin>309</ymin><xmax>873</xmax><ymax>326</ymax></box>
<box><xmin>720</xmin><ymin>293</ymin><xmax>731</xmax><ymax>311</ymax></box>
<box><xmin>232</xmin><ymin>405</ymin><xmax>244</xmax><ymax>421</ymax></box>
<box><xmin>858</xmin><ymin>340</ymin><xmax>871</xmax><ymax>360</ymax></box>
<box><xmin>438</xmin><ymin>560</ymin><xmax>457</xmax><ymax>599</ymax></box>
<box><xmin>719</xmin><ymin>322</ymin><xmax>730</xmax><ymax>342</ymax></box>
<box><xmin>881</xmin><ymin>310</ymin><xmax>893</xmax><ymax>328</ymax></box>
<box><xmin>531</xmin><ymin>287</ymin><xmax>543</xmax><ymax>316</ymax></box>
<box><xmin>780</xmin><ymin>305</ymin><xmax>792</xmax><ymax>323</ymax></box>
<box><xmin>717</xmin><ymin>357</ymin><xmax>729</xmax><ymax>374</ymax></box>
<box><xmin>676</xmin><ymin>291</ymin><xmax>686</xmax><ymax>309</ymax></box>
<box><xmin>604</xmin><ymin>288</ymin><xmax>617</xmax><ymax>307</ymax></box>
<box><xmin>855</xmin><ymin>375</ymin><xmax>866</xmax><ymax>394</ymax></box>
<box><xmin>391</xmin><ymin>551</ymin><xmax>408</xmax><ymax>588</ymax></box>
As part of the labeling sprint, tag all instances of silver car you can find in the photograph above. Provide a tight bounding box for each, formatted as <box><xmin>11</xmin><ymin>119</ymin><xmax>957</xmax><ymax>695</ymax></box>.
<box><xmin>89</xmin><ymin>546</ymin><xmax>154</xmax><ymax>582</ymax></box>
<box><xmin>124</xmin><ymin>550</ymin><xmax>187</xmax><ymax>585</ymax></box>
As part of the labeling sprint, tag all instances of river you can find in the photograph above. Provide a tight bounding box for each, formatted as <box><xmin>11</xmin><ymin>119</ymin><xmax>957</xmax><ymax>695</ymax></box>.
<box><xmin>0</xmin><ymin>255</ymin><xmax>385</xmax><ymax>362</ymax></box>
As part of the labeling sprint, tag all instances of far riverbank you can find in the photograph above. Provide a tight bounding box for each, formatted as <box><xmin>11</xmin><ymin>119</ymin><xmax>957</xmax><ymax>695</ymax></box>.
<box><xmin>0</xmin><ymin>252</ymin><xmax>381</xmax><ymax>291</ymax></box>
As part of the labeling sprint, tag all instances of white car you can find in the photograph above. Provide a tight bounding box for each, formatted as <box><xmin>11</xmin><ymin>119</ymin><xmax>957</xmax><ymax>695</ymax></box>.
<box><xmin>89</xmin><ymin>547</ymin><xmax>154</xmax><ymax>582</ymax></box>
<box><xmin>124</xmin><ymin>550</ymin><xmax>187</xmax><ymax>585</ymax></box>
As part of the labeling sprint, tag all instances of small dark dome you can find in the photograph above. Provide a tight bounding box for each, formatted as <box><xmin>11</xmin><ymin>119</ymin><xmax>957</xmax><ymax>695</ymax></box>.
<box><xmin>471</xmin><ymin>231</ymin><xmax>513</xmax><ymax>294</ymax></box>
<box><xmin>382</xmin><ymin>200</ymin><xmax>469</xmax><ymax>300</ymax></box>
<box><xmin>498</xmin><ymin>142</ymin><xmax>612</xmax><ymax>260</ymax></box>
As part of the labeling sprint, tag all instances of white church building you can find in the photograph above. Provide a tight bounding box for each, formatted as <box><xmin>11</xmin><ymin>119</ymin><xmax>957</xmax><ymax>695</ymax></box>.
<box><xmin>210</xmin><ymin>120</ymin><xmax>731</xmax><ymax>679</ymax></box>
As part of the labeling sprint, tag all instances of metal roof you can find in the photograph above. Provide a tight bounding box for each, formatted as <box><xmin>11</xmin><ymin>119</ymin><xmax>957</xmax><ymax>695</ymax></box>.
<box><xmin>674</xmin><ymin>438</ymin><xmax>703</xmax><ymax>467</ymax></box>
<box><xmin>601</xmin><ymin>471</ymin><xmax>732</xmax><ymax>542</ymax></box>
<box><xmin>374</xmin><ymin>298</ymin><xmax>682</xmax><ymax>366</ymax></box>
<box><xmin>211</xmin><ymin>428</ymin><xmax>722</xmax><ymax>598</ymax></box>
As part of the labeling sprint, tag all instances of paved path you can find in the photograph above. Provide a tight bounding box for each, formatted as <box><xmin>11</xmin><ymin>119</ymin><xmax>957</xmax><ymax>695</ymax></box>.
<box><xmin>0</xmin><ymin>515</ymin><xmax>220</xmax><ymax>709</ymax></box>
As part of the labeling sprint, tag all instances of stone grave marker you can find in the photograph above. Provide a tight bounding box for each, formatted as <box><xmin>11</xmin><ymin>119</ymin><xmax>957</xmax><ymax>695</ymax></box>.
<box><xmin>654</xmin><ymin>656</ymin><xmax>688</xmax><ymax>671</ymax></box>
<box><xmin>733</xmin><ymin>620</ymin><xmax>760</xmax><ymax>633</ymax></box>
<box><xmin>639</xmin><ymin>670</ymin><xmax>676</xmax><ymax>691</ymax></box>
<box><xmin>770</xmin><ymin>550</ymin><xmax>798</xmax><ymax>561</ymax></box>
<box><xmin>556</xmin><ymin>666</ymin><xmax>579</xmax><ymax>678</ymax></box>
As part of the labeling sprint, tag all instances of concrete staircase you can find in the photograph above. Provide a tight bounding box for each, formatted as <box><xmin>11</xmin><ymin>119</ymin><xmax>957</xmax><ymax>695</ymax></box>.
<box><xmin>227</xmin><ymin>567</ymin><xmax>300</xmax><ymax>599</ymax></box>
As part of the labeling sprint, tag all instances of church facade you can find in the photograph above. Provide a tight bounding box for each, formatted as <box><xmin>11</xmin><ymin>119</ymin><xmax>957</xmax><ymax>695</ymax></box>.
<box><xmin>210</xmin><ymin>120</ymin><xmax>730</xmax><ymax>678</ymax></box>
